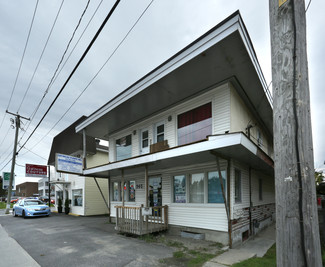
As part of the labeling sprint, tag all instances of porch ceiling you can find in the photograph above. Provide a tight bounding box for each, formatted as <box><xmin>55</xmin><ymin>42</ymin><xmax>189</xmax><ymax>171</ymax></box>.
<box><xmin>83</xmin><ymin>133</ymin><xmax>274</xmax><ymax>178</ymax></box>
<box><xmin>76</xmin><ymin>12</ymin><xmax>273</xmax><ymax>140</ymax></box>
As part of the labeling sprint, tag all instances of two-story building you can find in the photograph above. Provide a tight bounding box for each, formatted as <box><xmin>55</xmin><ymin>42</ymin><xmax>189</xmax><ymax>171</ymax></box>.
<box><xmin>47</xmin><ymin>117</ymin><xmax>110</xmax><ymax>216</ymax></box>
<box><xmin>73</xmin><ymin>11</ymin><xmax>273</xmax><ymax>247</ymax></box>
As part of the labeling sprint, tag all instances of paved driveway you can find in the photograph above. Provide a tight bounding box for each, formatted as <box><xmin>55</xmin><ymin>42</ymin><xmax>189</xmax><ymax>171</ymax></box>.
<box><xmin>0</xmin><ymin>212</ymin><xmax>173</xmax><ymax>266</ymax></box>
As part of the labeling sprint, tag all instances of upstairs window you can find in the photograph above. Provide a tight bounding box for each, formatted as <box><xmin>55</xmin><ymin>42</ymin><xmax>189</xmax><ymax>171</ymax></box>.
<box><xmin>177</xmin><ymin>102</ymin><xmax>212</xmax><ymax>146</ymax></box>
<box><xmin>155</xmin><ymin>123</ymin><xmax>164</xmax><ymax>143</ymax></box>
<box><xmin>116</xmin><ymin>134</ymin><xmax>132</xmax><ymax>161</ymax></box>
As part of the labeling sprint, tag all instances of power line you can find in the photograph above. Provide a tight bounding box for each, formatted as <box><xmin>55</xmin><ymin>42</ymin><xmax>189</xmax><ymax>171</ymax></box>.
<box><xmin>25</xmin><ymin>0</ymin><xmax>154</xmax><ymax>154</ymax></box>
<box><xmin>6</xmin><ymin>0</ymin><xmax>39</xmax><ymax>112</ymax></box>
<box><xmin>16</xmin><ymin>0</ymin><xmax>66</xmax><ymax>114</ymax></box>
<box><xmin>0</xmin><ymin>0</ymin><xmax>39</xmax><ymax>134</ymax></box>
<box><xmin>17</xmin><ymin>0</ymin><xmax>94</xmax><ymax>147</ymax></box>
<box><xmin>16</xmin><ymin>0</ymin><xmax>121</xmax><ymax>155</ymax></box>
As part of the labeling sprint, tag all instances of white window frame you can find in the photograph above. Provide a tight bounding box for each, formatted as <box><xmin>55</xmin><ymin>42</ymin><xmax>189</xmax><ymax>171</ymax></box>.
<box><xmin>154</xmin><ymin>121</ymin><xmax>165</xmax><ymax>143</ymax></box>
<box><xmin>234</xmin><ymin>169</ymin><xmax>242</xmax><ymax>203</ymax></box>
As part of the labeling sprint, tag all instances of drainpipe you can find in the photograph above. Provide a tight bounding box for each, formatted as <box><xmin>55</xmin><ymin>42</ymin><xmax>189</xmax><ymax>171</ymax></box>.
<box><xmin>249</xmin><ymin>167</ymin><xmax>253</xmax><ymax>236</ymax></box>
<box><xmin>227</xmin><ymin>159</ymin><xmax>232</xmax><ymax>248</ymax></box>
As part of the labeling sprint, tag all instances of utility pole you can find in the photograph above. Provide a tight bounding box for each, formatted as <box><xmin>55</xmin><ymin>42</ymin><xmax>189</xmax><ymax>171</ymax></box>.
<box><xmin>5</xmin><ymin>112</ymin><xmax>29</xmax><ymax>214</ymax></box>
<box><xmin>269</xmin><ymin>0</ymin><xmax>322</xmax><ymax>266</ymax></box>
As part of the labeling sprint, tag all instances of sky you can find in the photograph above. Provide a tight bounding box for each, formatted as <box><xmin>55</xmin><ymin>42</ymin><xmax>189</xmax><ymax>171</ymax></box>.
<box><xmin>0</xmin><ymin>0</ymin><xmax>324</xmax><ymax>185</ymax></box>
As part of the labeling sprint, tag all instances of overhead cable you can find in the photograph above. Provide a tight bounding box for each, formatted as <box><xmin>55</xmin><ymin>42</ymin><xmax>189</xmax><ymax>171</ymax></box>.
<box><xmin>17</xmin><ymin>0</ymin><xmax>121</xmax><ymax>155</ymax></box>
<box><xmin>26</xmin><ymin>0</ymin><xmax>154</xmax><ymax>154</ymax></box>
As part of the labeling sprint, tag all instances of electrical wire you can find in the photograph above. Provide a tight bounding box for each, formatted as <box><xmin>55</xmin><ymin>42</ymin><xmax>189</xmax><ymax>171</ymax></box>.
<box><xmin>29</xmin><ymin>0</ymin><xmax>90</xmax><ymax>122</ymax></box>
<box><xmin>0</xmin><ymin>0</ymin><xmax>39</xmax><ymax>134</ymax></box>
<box><xmin>306</xmin><ymin>0</ymin><xmax>312</xmax><ymax>12</ymax></box>
<box><xmin>16</xmin><ymin>0</ymin><xmax>121</xmax><ymax>156</ymax></box>
<box><xmin>24</xmin><ymin>0</ymin><xmax>154</xmax><ymax>155</ymax></box>
<box><xmin>17</xmin><ymin>0</ymin><xmax>98</xmax><ymax>147</ymax></box>
<box><xmin>6</xmin><ymin>0</ymin><xmax>39</xmax><ymax>112</ymax></box>
<box><xmin>16</xmin><ymin>0</ymin><xmax>66</xmax><ymax>114</ymax></box>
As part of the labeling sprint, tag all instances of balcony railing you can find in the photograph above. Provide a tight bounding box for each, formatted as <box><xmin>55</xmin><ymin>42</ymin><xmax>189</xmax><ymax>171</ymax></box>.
<box><xmin>115</xmin><ymin>205</ymin><xmax>168</xmax><ymax>235</ymax></box>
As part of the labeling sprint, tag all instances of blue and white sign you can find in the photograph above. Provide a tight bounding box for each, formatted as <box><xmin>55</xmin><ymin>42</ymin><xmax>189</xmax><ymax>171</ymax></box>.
<box><xmin>55</xmin><ymin>153</ymin><xmax>83</xmax><ymax>174</ymax></box>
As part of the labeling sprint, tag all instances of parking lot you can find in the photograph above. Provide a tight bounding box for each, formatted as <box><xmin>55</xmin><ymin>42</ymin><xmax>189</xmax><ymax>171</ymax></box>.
<box><xmin>0</xmin><ymin>212</ymin><xmax>173</xmax><ymax>266</ymax></box>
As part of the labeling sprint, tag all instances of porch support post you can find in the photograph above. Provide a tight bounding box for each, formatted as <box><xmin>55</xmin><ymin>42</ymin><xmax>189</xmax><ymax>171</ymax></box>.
<box><xmin>121</xmin><ymin>169</ymin><xmax>125</xmax><ymax>206</ymax></box>
<box><xmin>145</xmin><ymin>164</ymin><xmax>148</xmax><ymax>207</ymax></box>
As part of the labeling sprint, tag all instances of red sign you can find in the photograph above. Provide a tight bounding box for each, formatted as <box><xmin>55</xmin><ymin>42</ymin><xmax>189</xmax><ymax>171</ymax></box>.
<box><xmin>25</xmin><ymin>164</ymin><xmax>47</xmax><ymax>178</ymax></box>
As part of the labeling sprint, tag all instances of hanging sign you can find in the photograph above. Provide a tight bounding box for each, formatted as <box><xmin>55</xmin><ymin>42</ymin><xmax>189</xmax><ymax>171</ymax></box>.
<box><xmin>55</xmin><ymin>153</ymin><xmax>83</xmax><ymax>174</ymax></box>
<box><xmin>25</xmin><ymin>164</ymin><xmax>47</xmax><ymax>178</ymax></box>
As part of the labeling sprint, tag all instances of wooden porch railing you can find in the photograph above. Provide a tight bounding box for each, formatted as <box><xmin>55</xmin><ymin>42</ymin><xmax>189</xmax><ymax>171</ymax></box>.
<box><xmin>115</xmin><ymin>205</ymin><xmax>168</xmax><ymax>235</ymax></box>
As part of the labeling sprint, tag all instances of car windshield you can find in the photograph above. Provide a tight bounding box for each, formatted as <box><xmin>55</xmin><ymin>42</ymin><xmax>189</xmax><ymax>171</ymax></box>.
<box><xmin>24</xmin><ymin>201</ymin><xmax>44</xmax><ymax>206</ymax></box>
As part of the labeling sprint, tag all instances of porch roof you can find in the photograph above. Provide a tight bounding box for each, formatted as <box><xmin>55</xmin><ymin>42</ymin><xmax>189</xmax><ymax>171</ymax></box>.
<box><xmin>83</xmin><ymin>132</ymin><xmax>274</xmax><ymax>178</ymax></box>
<box><xmin>75</xmin><ymin>11</ymin><xmax>273</xmax><ymax>141</ymax></box>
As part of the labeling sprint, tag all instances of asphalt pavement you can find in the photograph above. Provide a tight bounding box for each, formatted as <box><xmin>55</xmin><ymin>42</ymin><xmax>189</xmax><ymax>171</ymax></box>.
<box><xmin>0</xmin><ymin>209</ymin><xmax>173</xmax><ymax>267</ymax></box>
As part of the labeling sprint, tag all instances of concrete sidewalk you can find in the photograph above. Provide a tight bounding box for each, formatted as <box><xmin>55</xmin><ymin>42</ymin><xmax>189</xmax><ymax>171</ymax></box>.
<box><xmin>203</xmin><ymin>224</ymin><xmax>276</xmax><ymax>266</ymax></box>
<box><xmin>0</xmin><ymin>213</ymin><xmax>40</xmax><ymax>267</ymax></box>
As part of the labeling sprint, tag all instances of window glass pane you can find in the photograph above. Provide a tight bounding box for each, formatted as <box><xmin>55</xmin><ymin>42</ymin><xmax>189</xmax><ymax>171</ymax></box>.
<box><xmin>129</xmin><ymin>181</ymin><xmax>136</xmax><ymax>202</ymax></box>
<box><xmin>73</xmin><ymin>189</ymin><xmax>83</xmax><ymax>206</ymax></box>
<box><xmin>156</xmin><ymin>124</ymin><xmax>164</xmax><ymax>143</ymax></box>
<box><xmin>189</xmin><ymin>173</ymin><xmax>204</xmax><ymax>203</ymax></box>
<box><xmin>208</xmin><ymin>171</ymin><xmax>226</xmax><ymax>203</ymax></box>
<box><xmin>259</xmin><ymin>178</ymin><xmax>263</xmax><ymax>201</ymax></box>
<box><xmin>235</xmin><ymin>170</ymin><xmax>241</xmax><ymax>203</ymax></box>
<box><xmin>116</xmin><ymin>134</ymin><xmax>132</xmax><ymax>161</ymax></box>
<box><xmin>174</xmin><ymin>175</ymin><xmax>186</xmax><ymax>203</ymax></box>
<box><xmin>178</xmin><ymin>103</ymin><xmax>212</xmax><ymax>145</ymax></box>
<box><xmin>113</xmin><ymin>182</ymin><xmax>120</xmax><ymax>201</ymax></box>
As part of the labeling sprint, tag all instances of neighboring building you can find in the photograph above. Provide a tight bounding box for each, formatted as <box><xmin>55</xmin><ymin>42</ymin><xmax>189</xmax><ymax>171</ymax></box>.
<box><xmin>16</xmin><ymin>182</ymin><xmax>39</xmax><ymax>197</ymax></box>
<box><xmin>47</xmin><ymin>117</ymin><xmax>109</xmax><ymax>216</ymax></box>
<box><xmin>72</xmin><ymin>11</ymin><xmax>274</xmax><ymax>246</ymax></box>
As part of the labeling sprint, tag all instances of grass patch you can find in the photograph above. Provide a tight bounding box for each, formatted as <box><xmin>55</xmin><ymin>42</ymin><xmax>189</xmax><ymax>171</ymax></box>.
<box><xmin>232</xmin><ymin>244</ymin><xmax>276</xmax><ymax>267</ymax></box>
<box><xmin>0</xmin><ymin>202</ymin><xmax>13</xmax><ymax>209</ymax></box>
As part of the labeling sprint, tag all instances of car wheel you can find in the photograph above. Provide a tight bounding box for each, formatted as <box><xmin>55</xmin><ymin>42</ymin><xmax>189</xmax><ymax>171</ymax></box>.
<box><xmin>22</xmin><ymin>210</ymin><xmax>26</xmax><ymax>219</ymax></box>
<box><xmin>13</xmin><ymin>209</ymin><xmax>17</xmax><ymax>217</ymax></box>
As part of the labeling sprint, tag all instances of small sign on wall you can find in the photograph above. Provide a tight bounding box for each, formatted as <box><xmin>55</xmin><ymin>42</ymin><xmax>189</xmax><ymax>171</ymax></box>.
<box><xmin>142</xmin><ymin>207</ymin><xmax>152</xmax><ymax>216</ymax></box>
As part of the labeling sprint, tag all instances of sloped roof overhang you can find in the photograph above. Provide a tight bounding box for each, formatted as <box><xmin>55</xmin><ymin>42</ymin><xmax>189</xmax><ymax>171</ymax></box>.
<box><xmin>75</xmin><ymin>11</ymin><xmax>273</xmax><ymax>140</ymax></box>
<box><xmin>83</xmin><ymin>133</ymin><xmax>274</xmax><ymax>178</ymax></box>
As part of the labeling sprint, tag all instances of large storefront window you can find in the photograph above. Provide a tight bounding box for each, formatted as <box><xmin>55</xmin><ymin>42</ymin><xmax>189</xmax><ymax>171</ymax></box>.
<box><xmin>174</xmin><ymin>175</ymin><xmax>186</xmax><ymax>203</ymax></box>
<box><xmin>189</xmin><ymin>173</ymin><xmax>204</xmax><ymax>203</ymax></box>
<box><xmin>208</xmin><ymin>171</ymin><xmax>226</xmax><ymax>203</ymax></box>
<box><xmin>173</xmin><ymin>170</ymin><xmax>227</xmax><ymax>204</ymax></box>
<box><xmin>116</xmin><ymin>134</ymin><xmax>132</xmax><ymax>161</ymax></box>
<box><xmin>73</xmin><ymin>189</ymin><xmax>83</xmax><ymax>206</ymax></box>
<box><xmin>112</xmin><ymin>181</ymin><xmax>136</xmax><ymax>202</ymax></box>
<box><xmin>177</xmin><ymin>102</ymin><xmax>212</xmax><ymax>146</ymax></box>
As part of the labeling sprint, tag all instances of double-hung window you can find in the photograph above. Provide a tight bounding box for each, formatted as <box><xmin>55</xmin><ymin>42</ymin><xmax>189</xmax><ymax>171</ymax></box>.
<box><xmin>155</xmin><ymin>123</ymin><xmax>164</xmax><ymax>143</ymax></box>
<box><xmin>177</xmin><ymin>102</ymin><xmax>212</xmax><ymax>146</ymax></box>
<box><xmin>72</xmin><ymin>189</ymin><xmax>83</xmax><ymax>206</ymax></box>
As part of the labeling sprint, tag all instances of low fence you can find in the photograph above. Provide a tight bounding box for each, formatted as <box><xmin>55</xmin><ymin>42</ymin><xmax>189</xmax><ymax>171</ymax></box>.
<box><xmin>115</xmin><ymin>205</ymin><xmax>168</xmax><ymax>235</ymax></box>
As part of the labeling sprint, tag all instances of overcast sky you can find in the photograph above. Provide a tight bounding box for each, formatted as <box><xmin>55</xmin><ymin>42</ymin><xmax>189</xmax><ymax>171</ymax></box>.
<box><xmin>0</xmin><ymin>0</ymin><xmax>324</xmax><ymax>184</ymax></box>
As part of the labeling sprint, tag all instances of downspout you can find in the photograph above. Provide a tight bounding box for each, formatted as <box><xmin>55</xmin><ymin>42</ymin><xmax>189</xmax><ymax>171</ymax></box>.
<box><xmin>249</xmin><ymin>167</ymin><xmax>252</xmax><ymax>236</ymax></box>
<box><xmin>227</xmin><ymin>159</ymin><xmax>232</xmax><ymax>248</ymax></box>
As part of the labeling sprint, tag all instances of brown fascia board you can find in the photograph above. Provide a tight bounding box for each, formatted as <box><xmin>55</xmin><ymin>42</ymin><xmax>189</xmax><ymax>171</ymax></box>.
<box><xmin>47</xmin><ymin>116</ymin><xmax>96</xmax><ymax>166</ymax></box>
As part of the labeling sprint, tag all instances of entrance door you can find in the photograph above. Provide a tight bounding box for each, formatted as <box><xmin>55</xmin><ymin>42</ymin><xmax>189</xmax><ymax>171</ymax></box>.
<box><xmin>148</xmin><ymin>177</ymin><xmax>162</xmax><ymax>208</ymax></box>
<box><xmin>140</xmin><ymin>129</ymin><xmax>149</xmax><ymax>154</ymax></box>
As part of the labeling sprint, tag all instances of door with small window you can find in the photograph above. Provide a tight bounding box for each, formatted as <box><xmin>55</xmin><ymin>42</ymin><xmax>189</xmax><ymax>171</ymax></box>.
<box><xmin>140</xmin><ymin>129</ymin><xmax>149</xmax><ymax>154</ymax></box>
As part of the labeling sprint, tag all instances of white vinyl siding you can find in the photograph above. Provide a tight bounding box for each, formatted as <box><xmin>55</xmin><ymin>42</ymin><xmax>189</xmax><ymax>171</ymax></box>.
<box><xmin>110</xmin><ymin>161</ymin><xmax>228</xmax><ymax>232</ymax></box>
<box><xmin>108</xmin><ymin>83</ymin><xmax>231</xmax><ymax>162</ymax></box>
